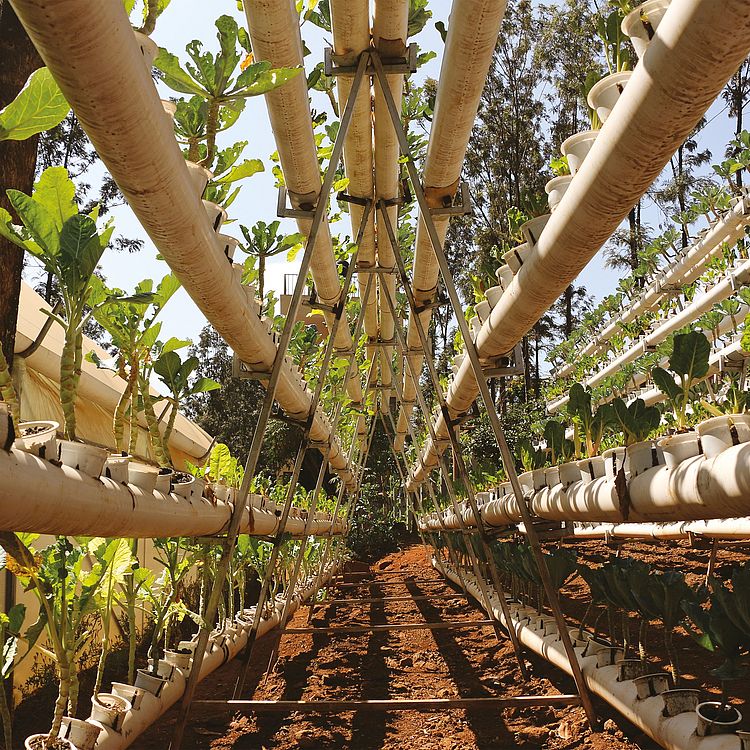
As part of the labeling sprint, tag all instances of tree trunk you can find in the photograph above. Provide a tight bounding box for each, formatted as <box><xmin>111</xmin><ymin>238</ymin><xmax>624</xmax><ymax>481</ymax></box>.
<box><xmin>0</xmin><ymin>4</ymin><xmax>41</xmax><ymax>371</ymax></box>
<box><xmin>564</xmin><ymin>286</ymin><xmax>573</xmax><ymax>336</ymax></box>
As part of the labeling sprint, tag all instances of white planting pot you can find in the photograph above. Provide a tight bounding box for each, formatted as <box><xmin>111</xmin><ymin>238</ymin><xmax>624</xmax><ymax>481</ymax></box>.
<box><xmin>577</xmin><ymin>456</ymin><xmax>606</xmax><ymax>482</ymax></box>
<box><xmin>202</xmin><ymin>200</ymin><xmax>227</xmax><ymax>232</ymax></box>
<box><xmin>502</xmin><ymin>244</ymin><xmax>531</xmax><ymax>274</ymax></box>
<box><xmin>154</xmin><ymin>468</ymin><xmax>172</xmax><ymax>494</ymax></box>
<box><xmin>185</xmin><ymin>162</ymin><xmax>213</xmax><ymax>198</ymax></box>
<box><xmin>59</xmin><ymin>716</ymin><xmax>100</xmax><ymax>750</ymax></box>
<box><xmin>91</xmin><ymin>694</ymin><xmax>132</xmax><ymax>731</ymax></box>
<box><xmin>657</xmin><ymin>432</ymin><xmax>701</xmax><ymax>469</ymax></box>
<box><xmin>470</xmin><ymin>316</ymin><xmax>481</xmax><ymax>339</ymax></box>
<box><xmin>559</xmin><ymin>461</ymin><xmax>582</xmax><ymax>487</ymax></box>
<box><xmin>560</xmin><ymin>129</ymin><xmax>598</xmax><ymax>175</ymax></box>
<box><xmin>485</xmin><ymin>285</ymin><xmax>504</xmax><ymax>308</ymax></box>
<box><xmin>132</xmin><ymin>31</ymin><xmax>158</xmax><ymax>72</ymax></box>
<box><xmin>545</xmin><ymin>175</ymin><xmax>573</xmax><ymax>213</ymax></box>
<box><xmin>587</xmin><ymin>71</ymin><xmax>634</xmax><ymax>124</ymax></box>
<box><xmin>697</xmin><ymin>414</ymin><xmax>750</xmax><ymax>458</ymax></box>
<box><xmin>475</xmin><ymin>300</ymin><xmax>491</xmax><ymax>324</ymax></box>
<box><xmin>495</xmin><ymin>264</ymin><xmax>515</xmax><ymax>288</ymax></box>
<box><xmin>58</xmin><ymin>440</ymin><xmax>108</xmax><ymax>478</ymax></box>
<box><xmin>127</xmin><ymin>462</ymin><xmax>159</xmax><ymax>493</ymax></box>
<box><xmin>626</xmin><ymin>440</ymin><xmax>657</xmax><ymax>478</ymax></box>
<box><xmin>622</xmin><ymin>0</ymin><xmax>672</xmax><ymax>59</ymax></box>
<box><xmin>104</xmin><ymin>454</ymin><xmax>130</xmax><ymax>484</ymax></box>
<box><xmin>520</xmin><ymin>214</ymin><xmax>550</xmax><ymax>247</ymax></box>
<box><xmin>14</xmin><ymin>420</ymin><xmax>58</xmax><ymax>459</ymax></box>
<box><xmin>602</xmin><ymin>446</ymin><xmax>626</xmax><ymax>481</ymax></box>
<box><xmin>217</xmin><ymin>233</ymin><xmax>239</xmax><ymax>261</ymax></box>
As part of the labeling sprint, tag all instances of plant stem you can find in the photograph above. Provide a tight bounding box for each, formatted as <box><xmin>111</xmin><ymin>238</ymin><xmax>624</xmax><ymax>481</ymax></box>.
<box><xmin>638</xmin><ymin>618</ymin><xmax>648</xmax><ymax>660</ymax></box>
<box><xmin>664</xmin><ymin>628</ymin><xmax>680</xmax><ymax>686</ymax></box>
<box><xmin>140</xmin><ymin>379</ymin><xmax>170</xmax><ymax>467</ymax></box>
<box><xmin>114</xmin><ymin>373</ymin><xmax>133</xmax><ymax>453</ymax></box>
<box><xmin>50</xmin><ymin>661</ymin><xmax>70</xmax><ymax>737</ymax></box>
<box><xmin>0</xmin><ymin>673</ymin><xmax>12</xmax><ymax>750</ymax></box>
<box><xmin>60</xmin><ymin>326</ymin><xmax>78</xmax><ymax>439</ymax></box>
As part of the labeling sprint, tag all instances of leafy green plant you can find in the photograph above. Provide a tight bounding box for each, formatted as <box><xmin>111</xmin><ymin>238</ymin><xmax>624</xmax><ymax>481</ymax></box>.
<box><xmin>0</xmin><ymin>597</ymin><xmax>25</xmax><ymax>750</ymax></box>
<box><xmin>87</xmin><ymin>273</ymin><xmax>180</xmax><ymax>452</ymax></box>
<box><xmin>611</xmin><ymin>397</ymin><xmax>660</xmax><ymax>445</ymax></box>
<box><xmin>549</xmin><ymin>155</ymin><xmax>570</xmax><ymax>177</ymax></box>
<box><xmin>597</xmin><ymin>9</ymin><xmax>632</xmax><ymax>74</ymax></box>
<box><xmin>0</xmin><ymin>534</ymin><xmax>125</xmax><ymax>735</ymax></box>
<box><xmin>152</xmin><ymin>350</ymin><xmax>221</xmax><ymax>465</ymax></box>
<box><xmin>0</xmin><ymin>67</ymin><xmax>69</xmax><ymax>142</ymax></box>
<box><xmin>156</xmin><ymin>15</ymin><xmax>299</xmax><ymax>168</ymax></box>
<box><xmin>652</xmin><ymin>331</ymin><xmax>711</xmax><ymax>430</ymax></box>
<box><xmin>240</xmin><ymin>220</ymin><xmax>305</xmax><ymax>302</ymax></box>
<box><xmin>0</xmin><ymin>167</ymin><xmax>139</xmax><ymax>439</ymax></box>
<box><xmin>567</xmin><ymin>383</ymin><xmax>613</xmax><ymax>456</ymax></box>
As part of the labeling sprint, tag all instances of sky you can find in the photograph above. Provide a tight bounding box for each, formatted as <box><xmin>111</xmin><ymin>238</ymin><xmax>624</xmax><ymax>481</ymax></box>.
<box><xmin>21</xmin><ymin>0</ymin><xmax>740</xmax><ymax>358</ymax></box>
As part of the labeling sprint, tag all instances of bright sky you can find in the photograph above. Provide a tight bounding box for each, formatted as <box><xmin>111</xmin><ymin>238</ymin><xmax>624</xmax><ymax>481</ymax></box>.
<box><xmin>22</xmin><ymin>0</ymin><xmax>740</xmax><ymax>354</ymax></box>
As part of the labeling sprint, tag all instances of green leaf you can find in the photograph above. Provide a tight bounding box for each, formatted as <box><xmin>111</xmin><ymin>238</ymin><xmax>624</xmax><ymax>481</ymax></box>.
<box><xmin>32</xmin><ymin>166</ymin><xmax>77</xmax><ymax>230</ymax></box>
<box><xmin>190</xmin><ymin>377</ymin><xmax>221</xmax><ymax>395</ymax></box>
<box><xmin>233</xmin><ymin>66</ymin><xmax>301</xmax><ymax>98</ymax></box>
<box><xmin>652</xmin><ymin>366</ymin><xmax>681</xmax><ymax>401</ymax></box>
<box><xmin>0</xmin><ymin>207</ymin><xmax>28</xmax><ymax>248</ymax></box>
<box><xmin>669</xmin><ymin>331</ymin><xmax>710</xmax><ymax>382</ymax></box>
<box><xmin>0</xmin><ymin>68</ymin><xmax>70</xmax><ymax>142</ymax></box>
<box><xmin>161</xmin><ymin>336</ymin><xmax>191</xmax><ymax>354</ymax></box>
<box><xmin>153</xmin><ymin>350</ymin><xmax>182</xmax><ymax>388</ymax></box>
<box><xmin>154</xmin><ymin>49</ymin><xmax>208</xmax><ymax>97</ymax></box>
<box><xmin>59</xmin><ymin>214</ymin><xmax>100</xmax><ymax>291</ymax></box>
<box><xmin>214</xmin><ymin>158</ymin><xmax>264</xmax><ymax>184</ymax></box>
<box><xmin>7</xmin><ymin>190</ymin><xmax>60</xmax><ymax>256</ymax></box>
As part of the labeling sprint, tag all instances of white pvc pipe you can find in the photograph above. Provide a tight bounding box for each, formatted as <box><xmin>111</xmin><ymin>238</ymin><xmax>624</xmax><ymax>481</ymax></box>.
<box><xmin>0</xmin><ymin>448</ymin><xmax>346</xmax><ymax>539</ymax></box>
<box><xmin>586</xmin><ymin>261</ymin><xmax>750</xmax><ymax>389</ymax></box>
<box><xmin>436</xmin><ymin>560</ymin><xmax>741</xmax><ymax>750</ymax></box>
<box><xmin>559</xmin><ymin>197</ymin><xmax>750</xmax><ymax>371</ymax></box>
<box><xmin>550</xmin><ymin>305</ymin><xmax>748</xmax><ymax>413</ymax></box>
<box><xmin>93</xmin><ymin>562</ymin><xmax>341</xmax><ymax>749</ymax></box>
<box><xmin>572</xmin><ymin>518</ymin><xmax>750</xmax><ymax>540</ymax></box>
<box><xmin>242</xmin><ymin>0</ymin><xmax>363</xmax><ymax>407</ymax></box>
<box><xmin>330</xmin><ymin>0</ymin><xmax>379</xmax><ymax>356</ymax></box>
<box><xmin>407</xmin><ymin>0</ymin><xmax>750</xmax><ymax>486</ymax></box>
<box><xmin>8</xmin><ymin>0</ymin><xmax>356</xmax><ymax>489</ymax></box>
<box><xmin>394</xmin><ymin>0</ymin><xmax>509</xmax><ymax>449</ymax></box>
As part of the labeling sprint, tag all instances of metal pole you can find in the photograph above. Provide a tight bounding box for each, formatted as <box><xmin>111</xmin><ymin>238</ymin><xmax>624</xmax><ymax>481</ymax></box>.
<box><xmin>376</xmin><ymin>202</ymin><xmax>528</xmax><ymax>676</ymax></box>
<box><xmin>169</xmin><ymin>51</ymin><xmax>371</xmax><ymax>749</ymax></box>
<box><xmin>370</xmin><ymin>48</ymin><xmax>597</xmax><ymax>726</ymax></box>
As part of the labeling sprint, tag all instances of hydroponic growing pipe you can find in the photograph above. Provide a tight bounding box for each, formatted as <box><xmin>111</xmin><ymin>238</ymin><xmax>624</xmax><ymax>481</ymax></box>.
<box><xmin>242</xmin><ymin>0</ymin><xmax>363</xmax><ymax>409</ymax></box>
<box><xmin>0</xmin><ymin>447</ymin><xmax>347</xmax><ymax>539</ymax></box>
<box><xmin>556</xmin><ymin>196</ymin><xmax>750</xmax><ymax>376</ymax></box>
<box><xmin>436</xmin><ymin>560</ymin><xmax>742</xmax><ymax>750</ymax></box>
<box><xmin>89</xmin><ymin>561</ymin><xmax>341</xmax><ymax>750</ymax></box>
<box><xmin>8</xmin><ymin>0</ymin><xmax>356</xmax><ymax>488</ymax></box>
<box><xmin>394</xmin><ymin>0</ymin><xmax>509</xmax><ymax>450</ymax></box>
<box><xmin>407</xmin><ymin>0</ymin><xmax>750</xmax><ymax>486</ymax></box>
<box><xmin>330</xmin><ymin>0</ymin><xmax>379</xmax><ymax>359</ymax></box>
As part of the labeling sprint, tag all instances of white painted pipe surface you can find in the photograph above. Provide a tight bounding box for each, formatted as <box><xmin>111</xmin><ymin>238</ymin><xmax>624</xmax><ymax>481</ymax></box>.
<box><xmin>93</xmin><ymin>563</ymin><xmax>341</xmax><ymax>749</ymax></box>
<box><xmin>242</xmin><ymin>0</ymin><xmax>363</xmax><ymax>406</ymax></box>
<box><xmin>394</xmin><ymin>0</ymin><xmax>509</xmax><ymax>449</ymax></box>
<box><xmin>0</xmin><ymin>448</ymin><xmax>347</xmax><ymax>539</ymax></box>
<box><xmin>435</xmin><ymin>560</ymin><xmax>741</xmax><ymax>750</ymax></box>
<box><xmin>407</xmin><ymin>0</ymin><xmax>750</xmax><ymax>487</ymax></box>
<box><xmin>8</xmin><ymin>0</ymin><xmax>356</xmax><ymax>488</ymax></box>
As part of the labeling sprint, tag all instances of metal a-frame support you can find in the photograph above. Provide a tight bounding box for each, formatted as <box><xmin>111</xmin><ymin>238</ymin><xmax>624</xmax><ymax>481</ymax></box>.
<box><xmin>374</xmin><ymin>257</ymin><xmax>528</xmax><ymax>675</ymax></box>
<box><xmin>168</xmin><ymin>52</ymin><xmax>371</xmax><ymax>750</ymax></box>
<box><xmin>368</xmin><ymin>48</ymin><xmax>598</xmax><ymax>726</ymax></box>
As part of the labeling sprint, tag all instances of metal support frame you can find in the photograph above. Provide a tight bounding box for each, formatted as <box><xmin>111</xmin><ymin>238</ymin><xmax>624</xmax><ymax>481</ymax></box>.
<box><xmin>232</xmin><ymin>210</ymin><xmax>376</xmax><ymax>697</ymax></box>
<box><xmin>375</xmin><ymin>206</ymin><xmax>528</xmax><ymax>676</ymax></box>
<box><xmin>169</xmin><ymin>52</ymin><xmax>371</xmax><ymax>749</ymax></box>
<box><xmin>369</xmin><ymin>49</ymin><xmax>597</xmax><ymax>726</ymax></box>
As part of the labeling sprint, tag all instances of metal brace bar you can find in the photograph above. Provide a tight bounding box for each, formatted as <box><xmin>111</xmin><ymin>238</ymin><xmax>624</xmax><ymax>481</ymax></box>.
<box><xmin>370</xmin><ymin>48</ymin><xmax>598</xmax><ymax>728</ymax></box>
<box><xmin>276</xmin><ymin>184</ymin><xmax>316</xmax><ymax>219</ymax></box>
<box><xmin>325</xmin><ymin>42</ymin><xmax>418</xmax><ymax>77</ymax></box>
<box><xmin>169</xmin><ymin>51</ymin><xmax>371</xmax><ymax>749</ymax></box>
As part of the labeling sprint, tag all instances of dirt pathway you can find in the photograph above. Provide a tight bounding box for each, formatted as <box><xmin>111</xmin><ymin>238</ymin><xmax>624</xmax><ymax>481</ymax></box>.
<box><xmin>139</xmin><ymin>544</ymin><xmax>656</xmax><ymax>749</ymax></box>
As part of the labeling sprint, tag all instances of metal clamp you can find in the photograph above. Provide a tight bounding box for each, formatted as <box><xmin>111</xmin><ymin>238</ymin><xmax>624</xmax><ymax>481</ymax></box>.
<box><xmin>277</xmin><ymin>185</ymin><xmax>317</xmax><ymax>220</ymax></box>
<box><xmin>430</xmin><ymin>183</ymin><xmax>472</xmax><ymax>217</ymax></box>
<box><xmin>324</xmin><ymin>44</ymin><xmax>418</xmax><ymax>77</ymax></box>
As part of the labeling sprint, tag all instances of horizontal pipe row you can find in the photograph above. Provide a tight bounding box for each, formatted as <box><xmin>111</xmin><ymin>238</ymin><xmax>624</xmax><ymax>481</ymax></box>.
<box><xmin>0</xmin><ymin>447</ymin><xmax>346</xmax><ymax>539</ymax></box>
<box><xmin>436</xmin><ymin>559</ymin><xmax>741</xmax><ymax>750</ymax></box>
<box><xmin>8</xmin><ymin>0</ymin><xmax>357</xmax><ymax>489</ymax></box>
<box><xmin>406</xmin><ymin>0</ymin><xmax>750</xmax><ymax>488</ymax></box>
